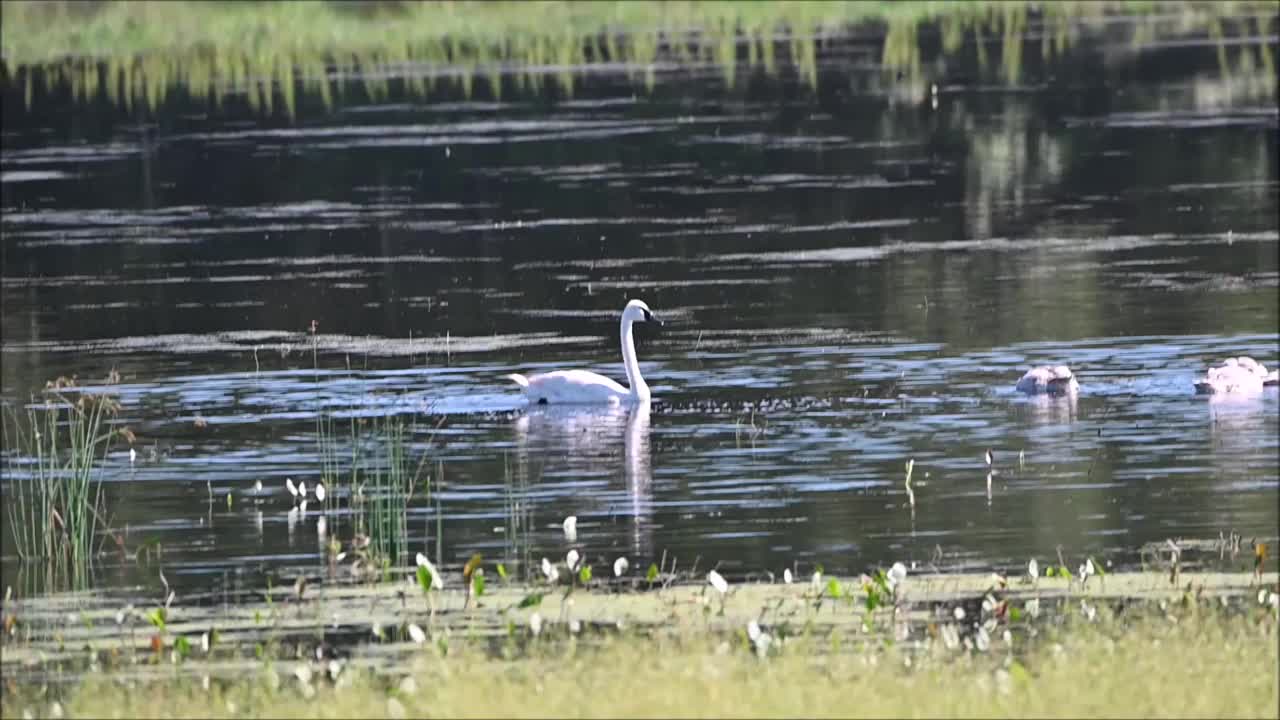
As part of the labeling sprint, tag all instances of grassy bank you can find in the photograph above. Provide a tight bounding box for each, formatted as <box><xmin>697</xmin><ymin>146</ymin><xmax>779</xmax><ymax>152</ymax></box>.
<box><xmin>3</xmin><ymin>568</ymin><xmax>1277</xmax><ymax>717</ymax></box>
<box><xmin>1</xmin><ymin>1</ymin><xmax>1273</xmax><ymax>114</ymax></box>
<box><xmin>0</xmin><ymin>1</ymin><xmax>1159</xmax><ymax>68</ymax></box>
<box><xmin>4</xmin><ymin>607</ymin><xmax>1277</xmax><ymax>719</ymax></box>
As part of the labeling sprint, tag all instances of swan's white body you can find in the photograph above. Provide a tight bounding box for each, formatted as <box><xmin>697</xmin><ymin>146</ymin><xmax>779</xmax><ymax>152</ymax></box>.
<box><xmin>507</xmin><ymin>299</ymin><xmax>658</xmax><ymax>405</ymax></box>
<box><xmin>1015</xmin><ymin>365</ymin><xmax>1079</xmax><ymax>395</ymax></box>
<box><xmin>1194</xmin><ymin>356</ymin><xmax>1279</xmax><ymax>395</ymax></box>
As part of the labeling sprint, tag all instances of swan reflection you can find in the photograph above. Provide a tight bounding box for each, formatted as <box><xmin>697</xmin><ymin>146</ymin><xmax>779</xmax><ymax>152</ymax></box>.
<box><xmin>1016</xmin><ymin>391</ymin><xmax>1079</xmax><ymax>426</ymax></box>
<box><xmin>512</xmin><ymin>401</ymin><xmax>653</xmax><ymax>558</ymax></box>
<box><xmin>1208</xmin><ymin>393</ymin><xmax>1278</xmax><ymax>460</ymax></box>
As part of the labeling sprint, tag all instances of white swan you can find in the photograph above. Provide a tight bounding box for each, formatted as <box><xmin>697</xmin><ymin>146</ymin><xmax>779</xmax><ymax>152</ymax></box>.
<box><xmin>1015</xmin><ymin>365</ymin><xmax>1079</xmax><ymax>395</ymax></box>
<box><xmin>507</xmin><ymin>299</ymin><xmax>660</xmax><ymax>404</ymax></box>
<box><xmin>1194</xmin><ymin>356</ymin><xmax>1279</xmax><ymax>395</ymax></box>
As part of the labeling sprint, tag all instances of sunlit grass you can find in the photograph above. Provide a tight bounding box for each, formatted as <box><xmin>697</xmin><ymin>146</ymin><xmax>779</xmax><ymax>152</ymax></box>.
<box><xmin>1</xmin><ymin>0</ymin><xmax>1272</xmax><ymax>115</ymax></box>
<box><xmin>5</xmin><ymin>607</ymin><xmax>1275</xmax><ymax>719</ymax></box>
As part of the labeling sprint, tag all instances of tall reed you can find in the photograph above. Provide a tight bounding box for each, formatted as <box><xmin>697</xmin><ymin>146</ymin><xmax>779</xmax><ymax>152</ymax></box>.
<box><xmin>2</xmin><ymin>374</ymin><xmax>124</xmax><ymax>591</ymax></box>
<box><xmin>311</xmin><ymin>330</ymin><xmax>431</xmax><ymax>578</ymax></box>
<box><xmin>357</xmin><ymin>416</ymin><xmax>412</xmax><ymax>572</ymax></box>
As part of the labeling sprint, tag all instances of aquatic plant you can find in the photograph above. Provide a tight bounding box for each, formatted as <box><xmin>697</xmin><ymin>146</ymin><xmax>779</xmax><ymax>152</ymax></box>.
<box><xmin>328</xmin><ymin>414</ymin><xmax>421</xmax><ymax>576</ymax></box>
<box><xmin>308</xmin><ymin>327</ymin><xmax>434</xmax><ymax>580</ymax></box>
<box><xmin>2</xmin><ymin>373</ymin><xmax>127</xmax><ymax>591</ymax></box>
<box><xmin>500</xmin><ymin>453</ymin><xmax>533</xmax><ymax>584</ymax></box>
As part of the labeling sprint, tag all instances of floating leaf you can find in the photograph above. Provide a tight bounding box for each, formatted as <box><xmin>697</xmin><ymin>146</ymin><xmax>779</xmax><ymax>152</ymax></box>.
<box><xmin>147</xmin><ymin>608</ymin><xmax>166</xmax><ymax>630</ymax></box>
<box><xmin>826</xmin><ymin>578</ymin><xmax>843</xmax><ymax>599</ymax></box>
<box><xmin>496</xmin><ymin>563</ymin><xmax>508</xmax><ymax>581</ymax></box>
<box><xmin>873</xmin><ymin>569</ymin><xmax>892</xmax><ymax>593</ymax></box>
<box><xmin>471</xmin><ymin>570</ymin><xmax>486</xmax><ymax>598</ymax></box>
<box><xmin>517</xmin><ymin>593</ymin><xmax>543</xmax><ymax>609</ymax></box>
<box><xmin>579</xmin><ymin>565</ymin><xmax>592</xmax><ymax>584</ymax></box>
<box><xmin>415</xmin><ymin>553</ymin><xmax>443</xmax><ymax>590</ymax></box>
<box><xmin>463</xmin><ymin>553</ymin><xmax>484</xmax><ymax>581</ymax></box>
<box><xmin>646</xmin><ymin>563</ymin><xmax>659</xmax><ymax>583</ymax></box>
<box><xmin>174</xmin><ymin>635</ymin><xmax>191</xmax><ymax>659</ymax></box>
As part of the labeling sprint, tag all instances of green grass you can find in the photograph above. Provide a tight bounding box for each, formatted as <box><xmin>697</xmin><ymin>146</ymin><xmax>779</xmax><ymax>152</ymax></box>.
<box><xmin>1</xmin><ymin>1</ymin><xmax>1272</xmax><ymax>114</ymax></box>
<box><xmin>0</xmin><ymin>1</ymin><xmax>1119</xmax><ymax>67</ymax></box>
<box><xmin>4</xmin><ymin>607</ymin><xmax>1276</xmax><ymax>719</ymax></box>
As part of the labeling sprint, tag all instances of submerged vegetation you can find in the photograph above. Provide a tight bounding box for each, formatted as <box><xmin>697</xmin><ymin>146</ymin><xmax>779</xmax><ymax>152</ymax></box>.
<box><xmin>0</xmin><ymin>1</ymin><xmax>1275</xmax><ymax>115</ymax></box>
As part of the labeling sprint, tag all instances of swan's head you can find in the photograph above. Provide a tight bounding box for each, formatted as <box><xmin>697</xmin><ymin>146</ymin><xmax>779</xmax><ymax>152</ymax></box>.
<box><xmin>623</xmin><ymin>299</ymin><xmax>660</xmax><ymax>325</ymax></box>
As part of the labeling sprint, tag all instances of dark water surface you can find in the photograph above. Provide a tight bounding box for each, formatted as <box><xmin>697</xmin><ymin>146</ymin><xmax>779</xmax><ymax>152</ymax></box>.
<box><xmin>2</xmin><ymin>16</ymin><xmax>1278</xmax><ymax>598</ymax></box>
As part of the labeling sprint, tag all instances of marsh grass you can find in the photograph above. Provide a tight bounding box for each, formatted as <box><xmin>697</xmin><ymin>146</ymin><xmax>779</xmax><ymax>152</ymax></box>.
<box><xmin>1</xmin><ymin>375</ymin><xmax>125</xmax><ymax>592</ymax></box>
<box><xmin>1</xmin><ymin>1</ymin><xmax>1272</xmax><ymax>115</ymax></box>
<box><xmin>311</xmin><ymin>344</ymin><xmax>431</xmax><ymax>579</ymax></box>
<box><xmin>502</xmin><ymin>452</ymin><xmax>535</xmax><ymax>584</ymax></box>
<box><xmin>5</xmin><ymin>604</ymin><xmax>1276</xmax><ymax>719</ymax></box>
<box><xmin>352</xmin><ymin>415</ymin><xmax>418</xmax><ymax>573</ymax></box>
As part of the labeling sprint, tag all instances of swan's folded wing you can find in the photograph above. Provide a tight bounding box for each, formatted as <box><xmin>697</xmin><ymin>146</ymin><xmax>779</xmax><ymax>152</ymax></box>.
<box><xmin>524</xmin><ymin>370</ymin><xmax>630</xmax><ymax>403</ymax></box>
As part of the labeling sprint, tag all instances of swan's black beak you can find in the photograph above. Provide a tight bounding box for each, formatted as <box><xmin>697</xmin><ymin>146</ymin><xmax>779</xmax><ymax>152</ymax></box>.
<box><xmin>643</xmin><ymin>309</ymin><xmax>663</xmax><ymax>326</ymax></box>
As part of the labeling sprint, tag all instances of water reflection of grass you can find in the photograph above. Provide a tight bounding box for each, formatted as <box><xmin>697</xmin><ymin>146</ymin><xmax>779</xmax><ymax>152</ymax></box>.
<box><xmin>1</xmin><ymin>1</ymin><xmax>1273</xmax><ymax>115</ymax></box>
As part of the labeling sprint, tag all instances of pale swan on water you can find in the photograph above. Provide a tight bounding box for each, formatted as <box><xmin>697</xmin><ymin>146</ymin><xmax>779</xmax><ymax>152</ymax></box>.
<box><xmin>1194</xmin><ymin>356</ymin><xmax>1279</xmax><ymax>395</ymax></box>
<box><xmin>1014</xmin><ymin>365</ymin><xmax>1079</xmax><ymax>395</ymax></box>
<box><xmin>507</xmin><ymin>299</ymin><xmax>660</xmax><ymax>404</ymax></box>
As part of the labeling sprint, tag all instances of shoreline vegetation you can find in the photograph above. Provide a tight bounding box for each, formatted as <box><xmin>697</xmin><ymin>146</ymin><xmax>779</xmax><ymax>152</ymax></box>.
<box><xmin>0</xmin><ymin>1</ymin><xmax>1275</xmax><ymax>115</ymax></box>
<box><xmin>2</xmin><ymin>569</ymin><xmax>1278</xmax><ymax>718</ymax></box>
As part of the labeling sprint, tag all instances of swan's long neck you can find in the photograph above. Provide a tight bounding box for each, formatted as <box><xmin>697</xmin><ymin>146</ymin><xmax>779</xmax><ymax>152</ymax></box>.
<box><xmin>621</xmin><ymin>314</ymin><xmax>649</xmax><ymax>400</ymax></box>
